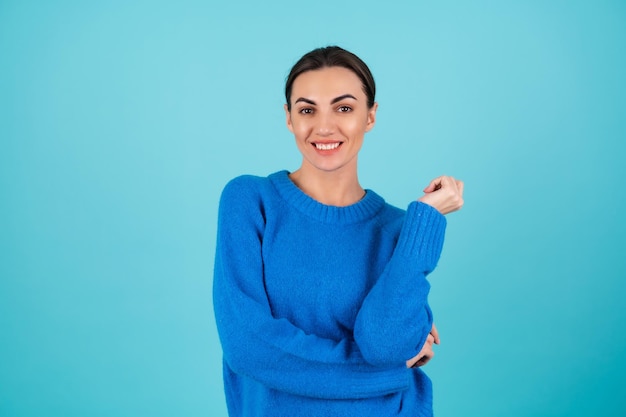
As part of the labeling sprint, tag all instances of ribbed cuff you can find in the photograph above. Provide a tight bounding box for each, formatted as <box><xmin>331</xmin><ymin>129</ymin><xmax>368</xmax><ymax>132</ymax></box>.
<box><xmin>396</xmin><ymin>202</ymin><xmax>447</xmax><ymax>272</ymax></box>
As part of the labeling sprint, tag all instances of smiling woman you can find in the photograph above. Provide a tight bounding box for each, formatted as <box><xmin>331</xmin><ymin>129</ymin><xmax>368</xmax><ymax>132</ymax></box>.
<box><xmin>285</xmin><ymin>66</ymin><xmax>377</xmax><ymax>206</ymax></box>
<box><xmin>212</xmin><ymin>46</ymin><xmax>464</xmax><ymax>417</ymax></box>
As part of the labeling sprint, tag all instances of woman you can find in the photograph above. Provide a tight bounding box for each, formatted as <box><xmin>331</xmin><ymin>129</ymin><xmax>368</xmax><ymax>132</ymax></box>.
<box><xmin>213</xmin><ymin>46</ymin><xmax>464</xmax><ymax>417</ymax></box>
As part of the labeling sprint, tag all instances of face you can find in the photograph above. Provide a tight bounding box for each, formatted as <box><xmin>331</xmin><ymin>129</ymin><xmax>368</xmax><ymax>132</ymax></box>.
<box><xmin>285</xmin><ymin>66</ymin><xmax>377</xmax><ymax>175</ymax></box>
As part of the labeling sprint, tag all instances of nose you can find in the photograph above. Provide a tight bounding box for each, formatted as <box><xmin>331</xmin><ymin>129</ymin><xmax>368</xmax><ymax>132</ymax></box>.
<box><xmin>316</xmin><ymin>111</ymin><xmax>335</xmax><ymax>137</ymax></box>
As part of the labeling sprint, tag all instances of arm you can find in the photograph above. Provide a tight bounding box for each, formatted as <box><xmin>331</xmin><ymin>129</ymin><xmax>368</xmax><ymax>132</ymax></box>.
<box><xmin>353</xmin><ymin>201</ymin><xmax>446</xmax><ymax>366</ymax></box>
<box><xmin>213</xmin><ymin>178</ymin><xmax>409</xmax><ymax>400</ymax></box>
<box><xmin>354</xmin><ymin>175</ymin><xmax>464</xmax><ymax>367</ymax></box>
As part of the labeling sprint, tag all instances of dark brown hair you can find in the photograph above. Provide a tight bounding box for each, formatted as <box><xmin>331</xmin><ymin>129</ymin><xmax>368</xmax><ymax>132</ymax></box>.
<box><xmin>285</xmin><ymin>46</ymin><xmax>376</xmax><ymax>111</ymax></box>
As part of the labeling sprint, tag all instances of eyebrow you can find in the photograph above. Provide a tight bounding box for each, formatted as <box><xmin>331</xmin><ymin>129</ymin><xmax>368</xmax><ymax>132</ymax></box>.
<box><xmin>294</xmin><ymin>94</ymin><xmax>358</xmax><ymax>106</ymax></box>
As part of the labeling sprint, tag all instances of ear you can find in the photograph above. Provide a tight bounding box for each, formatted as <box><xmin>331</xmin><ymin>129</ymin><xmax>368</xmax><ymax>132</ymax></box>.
<box><xmin>284</xmin><ymin>104</ymin><xmax>294</xmax><ymax>133</ymax></box>
<box><xmin>365</xmin><ymin>102</ymin><xmax>378</xmax><ymax>132</ymax></box>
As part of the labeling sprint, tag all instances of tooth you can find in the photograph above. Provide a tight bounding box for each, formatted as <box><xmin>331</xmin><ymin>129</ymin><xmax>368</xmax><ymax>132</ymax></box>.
<box><xmin>316</xmin><ymin>143</ymin><xmax>339</xmax><ymax>150</ymax></box>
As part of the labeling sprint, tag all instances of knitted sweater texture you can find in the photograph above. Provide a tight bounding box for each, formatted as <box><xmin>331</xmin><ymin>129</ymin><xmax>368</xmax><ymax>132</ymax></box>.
<box><xmin>213</xmin><ymin>171</ymin><xmax>447</xmax><ymax>417</ymax></box>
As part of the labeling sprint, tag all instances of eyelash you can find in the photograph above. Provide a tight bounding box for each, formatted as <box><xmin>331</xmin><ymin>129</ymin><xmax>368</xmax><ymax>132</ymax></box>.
<box><xmin>298</xmin><ymin>106</ymin><xmax>352</xmax><ymax>115</ymax></box>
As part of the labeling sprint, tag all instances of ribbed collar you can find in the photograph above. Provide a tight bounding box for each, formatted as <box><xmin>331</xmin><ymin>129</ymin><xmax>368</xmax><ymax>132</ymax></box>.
<box><xmin>269</xmin><ymin>170</ymin><xmax>386</xmax><ymax>225</ymax></box>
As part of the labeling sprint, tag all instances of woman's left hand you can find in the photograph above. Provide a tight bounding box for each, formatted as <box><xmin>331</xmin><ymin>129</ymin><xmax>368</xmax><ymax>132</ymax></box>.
<box><xmin>418</xmin><ymin>176</ymin><xmax>464</xmax><ymax>215</ymax></box>
<box><xmin>406</xmin><ymin>323</ymin><xmax>440</xmax><ymax>368</ymax></box>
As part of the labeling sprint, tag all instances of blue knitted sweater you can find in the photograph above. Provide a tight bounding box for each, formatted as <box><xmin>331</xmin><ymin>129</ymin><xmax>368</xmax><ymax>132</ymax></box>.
<box><xmin>213</xmin><ymin>171</ymin><xmax>446</xmax><ymax>417</ymax></box>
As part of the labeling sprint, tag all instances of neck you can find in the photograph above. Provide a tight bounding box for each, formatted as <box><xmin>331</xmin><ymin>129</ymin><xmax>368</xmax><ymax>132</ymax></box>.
<box><xmin>289</xmin><ymin>166</ymin><xmax>364</xmax><ymax>207</ymax></box>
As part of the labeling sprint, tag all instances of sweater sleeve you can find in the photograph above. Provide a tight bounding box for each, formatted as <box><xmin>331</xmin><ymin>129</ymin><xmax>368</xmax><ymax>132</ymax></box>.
<box><xmin>212</xmin><ymin>177</ymin><xmax>410</xmax><ymax>400</ymax></box>
<box><xmin>353</xmin><ymin>201</ymin><xmax>446</xmax><ymax>367</ymax></box>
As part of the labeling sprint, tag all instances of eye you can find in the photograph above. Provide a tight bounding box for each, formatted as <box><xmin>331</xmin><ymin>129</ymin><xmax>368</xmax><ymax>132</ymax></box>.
<box><xmin>299</xmin><ymin>108</ymin><xmax>314</xmax><ymax>115</ymax></box>
<box><xmin>337</xmin><ymin>105</ymin><xmax>352</xmax><ymax>113</ymax></box>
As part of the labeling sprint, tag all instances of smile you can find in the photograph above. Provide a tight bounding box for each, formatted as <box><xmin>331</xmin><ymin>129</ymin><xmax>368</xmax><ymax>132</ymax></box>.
<box><xmin>314</xmin><ymin>142</ymin><xmax>341</xmax><ymax>150</ymax></box>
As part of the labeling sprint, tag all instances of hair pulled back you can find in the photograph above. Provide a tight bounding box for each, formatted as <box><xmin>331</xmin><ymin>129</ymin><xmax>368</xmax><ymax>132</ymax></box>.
<box><xmin>285</xmin><ymin>46</ymin><xmax>376</xmax><ymax>111</ymax></box>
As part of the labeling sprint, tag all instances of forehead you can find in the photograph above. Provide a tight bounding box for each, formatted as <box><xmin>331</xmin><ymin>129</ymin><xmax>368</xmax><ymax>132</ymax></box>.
<box><xmin>291</xmin><ymin>67</ymin><xmax>364</xmax><ymax>99</ymax></box>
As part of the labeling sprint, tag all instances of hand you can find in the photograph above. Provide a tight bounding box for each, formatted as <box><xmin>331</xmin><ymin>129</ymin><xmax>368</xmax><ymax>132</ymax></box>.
<box><xmin>418</xmin><ymin>176</ymin><xmax>464</xmax><ymax>215</ymax></box>
<box><xmin>406</xmin><ymin>323</ymin><xmax>441</xmax><ymax>368</ymax></box>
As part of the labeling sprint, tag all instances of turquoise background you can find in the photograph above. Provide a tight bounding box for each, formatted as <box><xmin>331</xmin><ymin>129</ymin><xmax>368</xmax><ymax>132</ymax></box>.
<box><xmin>1</xmin><ymin>1</ymin><xmax>625</xmax><ymax>416</ymax></box>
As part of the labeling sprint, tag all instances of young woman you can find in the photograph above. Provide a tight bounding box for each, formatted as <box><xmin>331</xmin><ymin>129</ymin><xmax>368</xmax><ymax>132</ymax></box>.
<box><xmin>213</xmin><ymin>46</ymin><xmax>464</xmax><ymax>417</ymax></box>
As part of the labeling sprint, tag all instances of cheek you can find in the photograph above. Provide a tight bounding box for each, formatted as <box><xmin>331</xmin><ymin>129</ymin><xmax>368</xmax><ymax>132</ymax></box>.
<box><xmin>342</xmin><ymin>119</ymin><xmax>367</xmax><ymax>137</ymax></box>
<box><xmin>292</xmin><ymin>121</ymin><xmax>313</xmax><ymax>140</ymax></box>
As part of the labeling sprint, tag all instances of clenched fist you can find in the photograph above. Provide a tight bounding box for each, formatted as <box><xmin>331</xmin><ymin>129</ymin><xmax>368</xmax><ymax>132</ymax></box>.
<box><xmin>418</xmin><ymin>176</ymin><xmax>464</xmax><ymax>215</ymax></box>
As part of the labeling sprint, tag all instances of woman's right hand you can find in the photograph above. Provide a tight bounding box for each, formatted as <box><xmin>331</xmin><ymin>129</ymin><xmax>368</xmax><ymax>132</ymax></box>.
<box><xmin>418</xmin><ymin>176</ymin><xmax>464</xmax><ymax>215</ymax></box>
<box><xmin>406</xmin><ymin>323</ymin><xmax>440</xmax><ymax>368</ymax></box>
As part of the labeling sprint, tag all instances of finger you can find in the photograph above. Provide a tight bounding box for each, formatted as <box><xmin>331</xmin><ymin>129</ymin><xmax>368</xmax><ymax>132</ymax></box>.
<box><xmin>431</xmin><ymin>323</ymin><xmax>441</xmax><ymax>344</ymax></box>
<box><xmin>456</xmin><ymin>180</ymin><xmax>464</xmax><ymax>197</ymax></box>
<box><xmin>416</xmin><ymin>350</ymin><xmax>434</xmax><ymax>367</ymax></box>
<box><xmin>423</xmin><ymin>177</ymin><xmax>443</xmax><ymax>193</ymax></box>
<box><xmin>446</xmin><ymin>176</ymin><xmax>459</xmax><ymax>192</ymax></box>
<box><xmin>415</xmin><ymin>357</ymin><xmax>429</xmax><ymax>367</ymax></box>
<box><xmin>406</xmin><ymin>350</ymin><xmax>426</xmax><ymax>368</ymax></box>
<box><xmin>437</xmin><ymin>176</ymin><xmax>458</xmax><ymax>193</ymax></box>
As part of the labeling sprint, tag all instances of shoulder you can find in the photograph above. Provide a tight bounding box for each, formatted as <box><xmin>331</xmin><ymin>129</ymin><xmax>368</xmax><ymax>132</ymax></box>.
<box><xmin>222</xmin><ymin>173</ymin><xmax>270</xmax><ymax>193</ymax></box>
<box><xmin>216</xmin><ymin>174</ymin><xmax>271</xmax><ymax>231</ymax></box>
<box><xmin>376</xmin><ymin>201</ymin><xmax>407</xmax><ymax>231</ymax></box>
<box><xmin>220</xmin><ymin>173</ymin><xmax>276</xmax><ymax>202</ymax></box>
<box><xmin>218</xmin><ymin>172</ymin><xmax>286</xmax><ymax>222</ymax></box>
<box><xmin>362</xmin><ymin>190</ymin><xmax>407</xmax><ymax>232</ymax></box>
<box><xmin>380</xmin><ymin>201</ymin><xmax>406</xmax><ymax>219</ymax></box>
<box><xmin>367</xmin><ymin>191</ymin><xmax>405</xmax><ymax>222</ymax></box>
